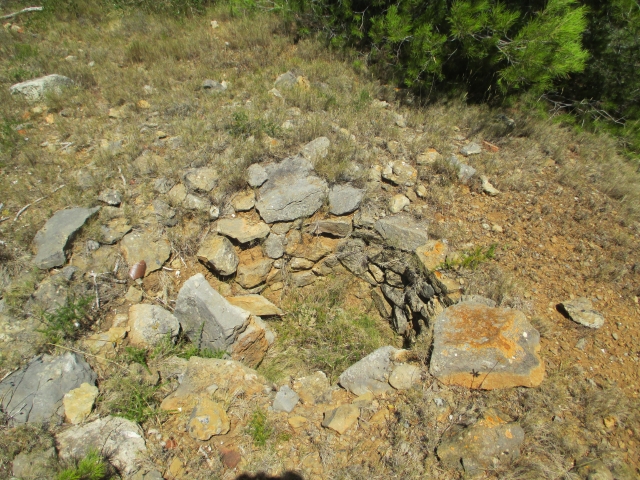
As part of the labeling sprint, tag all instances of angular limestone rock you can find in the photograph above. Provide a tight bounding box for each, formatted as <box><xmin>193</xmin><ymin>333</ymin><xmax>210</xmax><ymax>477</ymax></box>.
<box><xmin>226</xmin><ymin>294</ymin><xmax>283</xmax><ymax>316</ymax></box>
<box><xmin>197</xmin><ymin>236</ymin><xmax>239</xmax><ymax>276</ymax></box>
<box><xmin>33</xmin><ymin>207</ymin><xmax>100</xmax><ymax>269</ymax></box>
<box><xmin>128</xmin><ymin>304</ymin><xmax>180</xmax><ymax>347</ymax></box>
<box><xmin>339</xmin><ymin>346</ymin><xmax>401</xmax><ymax>396</ymax></box>
<box><xmin>120</xmin><ymin>230</ymin><xmax>170</xmax><ymax>276</ymax></box>
<box><xmin>560</xmin><ymin>297</ymin><xmax>605</xmax><ymax>329</ymax></box>
<box><xmin>217</xmin><ymin>217</ymin><xmax>270</xmax><ymax>244</ymax></box>
<box><xmin>63</xmin><ymin>382</ymin><xmax>99</xmax><ymax>424</ymax></box>
<box><xmin>188</xmin><ymin>398</ymin><xmax>229</xmax><ymax>440</ymax></box>
<box><xmin>11</xmin><ymin>74</ymin><xmax>74</xmax><ymax>101</ymax></box>
<box><xmin>429</xmin><ymin>301</ymin><xmax>544</xmax><ymax>389</ymax></box>
<box><xmin>374</xmin><ymin>215</ymin><xmax>428</xmax><ymax>252</ymax></box>
<box><xmin>328</xmin><ymin>184</ymin><xmax>364</xmax><ymax>216</ymax></box>
<box><xmin>322</xmin><ymin>405</ymin><xmax>360</xmax><ymax>434</ymax></box>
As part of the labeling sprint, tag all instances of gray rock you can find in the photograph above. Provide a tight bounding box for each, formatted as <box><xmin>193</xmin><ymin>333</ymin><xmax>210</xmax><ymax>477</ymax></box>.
<box><xmin>86</xmin><ymin>240</ymin><xmax>100</xmax><ymax>252</ymax></box>
<box><xmin>290</xmin><ymin>271</ymin><xmax>316</xmax><ymax>288</ymax></box>
<box><xmin>374</xmin><ymin>215</ymin><xmax>428</xmax><ymax>252</ymax></box>
<box><xmin>174</xmin><ymin>274</ymin><xmax>250</xmax><ymax>351</ymax></box>
<box><xmin>255</xmin><ymin>156</ymin><xmax>328</xmax><ymax>223</ymax></box>
<box><xmin>393</xmin><ymin>305</ymin><xmax>409</xmax><ymax>334</ymax></box>
<box><xmin>153</xmin><ymin>177</ymin><xmax>176</xmax><ymax>194</ymax></box>
<box><xmin>56</xmin><ymin>416</ymin><xmax>147</xmax><ymax>476</ymax></box>
<box><xmin>247</xmin><ymin>163</ymin><xmax>268</xmax><ymax>187</ymax></box>
<box><xmin>202</xmin><ymin>79</ymin><xmax>227</xmax><ymax>92</ymax></box>
<box><xmin>217</xmin><ymin>217</ymin><xmax>270</xmax><ymax>244</ymax></box>
<box><xmin>274</xmin><ymin>71</ymin><xmax>297</xmax><ymax>88</ymax></box>
<box><xmin>337</xmin><ymin>239</ymin><xmax>368</xmax><ymax>276</ymax></box>
<box><xmin>12</xmin><ymin>447</ymin><xmax>57</xmax><ymax>480</ymax></box>
<box><xmin>273</xmin><ymin>385</ymin><xmax>299</xmax><ymax>413</ymax></box>
<box><xmin>429</xmin><ymin>301</ymin><xmax>544</xmax><ymax>389</ymax></box>
<box><xmin>460</xmin><ymin>142</ymin><xmax>482</xmax><ymax>156</ymax></box>
<box><xmin>480</xmin><ymin>175</ymin><xmax>500</xmax><ymax>196</ymax></box>
<box><xmin>389</xmin><ymin>364</ymin><xmax>421</xmax><ymax>390</ymax></box>
<box><xmin>381</xmin><ymin>284</ymin><xmax>405</xmax><ymax>308</ymax></box>
<box><xmin>301</xmin><ymin>137</ymin><xmax>330</xmax><ymax>163</ymax></box>
<box><xmin>338</xmin><ymin>346</ymin><xmax>400</xmax><ymax>396</ymax></box>
<box><xmin>381</xmin><ymin>161</ymin><xmax>417</xmax><ymax>186</ymax></box>
<box><xmin>264</xmin><ymin>233</ymin><xmax>285</xmax><ymax>259</ymax></box>
<box><xmin>120</xmin><ymin>230</ymin><xmax>170</xmax><ymax>276</ymax></box>
<box><xmin>98</xmin><ymin>189</ymin><xmax>123</xmax><ymax>206</ymax></box>
<box><xmin>100</xmin><ymin>217</ymin><xmax>132</xmax><ymax>245</ymax></box>
<box><xmin>10</xmin><ymin>74</ymin><xmax>74</xmax><ymax>101</ymax></box>
<box><xmin>151</xmin><ymin>199</ymin><xmax>176</xmax><ymax>222</ymax></box>
<box><xmin>447</xmin><ymin>155</ymin><xmax>477</xmax><ymax>184</ymax></box>
<box><xmin>197</xmin><ymin>236</ymin><xmax>239</xmax><ymax>276</ymax></box>
<box><xmin>329</xmin><ymin>184</ymin><xmax>364</xmax><ymax>216</ymax></box>
<box><xmin>184</xmin><ymin>167</ymin><xmax>218</xmax><ymax>193</ymax></box>
<box><xmin>306</xmin><ymin>219</ymin><xmax>352</xmax><ymax>237</ymax></box>
<box><xmin>183</xmin><ymin>193</ymin><xmax>211</xmax><ymax>211</ymax></box>
<box><xmin>560</xmin><ymin>298</ymin><xmax>605</xmax><ymax>329</ymax></box>
<box><xmin>0</xmin><ymin>353</ymin><xmax>96</xmax><ymax>424</ymax></box>
<box><xmin>33</xmin><ymin>207</ymin><xmax>100</xmax><ymax>269</ymax></box>
<box><xmin>437</xmin><ymin>409</ymin><xmax>524</xmax><ymax>475</ymax></box>
<box><xmin>128</xmin><ymin>304</ymin><xmax>180</xmax><ymax>347</ymax></box>
<box><xmin>389</xmin><ymin>194</ymin><xmax>410</xmax><ymax>213</ymax></box>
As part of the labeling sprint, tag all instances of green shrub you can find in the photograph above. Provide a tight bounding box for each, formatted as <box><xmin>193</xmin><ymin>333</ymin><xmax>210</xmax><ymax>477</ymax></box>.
<box><xmin>246</xmin><ymin>408</ymin><xmax>272</xmax><ymax>447</ymax></box>
<box><xmin>106</xmin><ymin>376</ymin><xmax>159</xmax><ymax>424</ymax></box>
<box><xmin>56</xmin><ymin>449</ymin><xmax>111</xmax><ymax>480</ymax></box>
<box><xmin>37</xmin><ymin>296</ymin><xmax>94</xmax><ymax>345</ymax></box>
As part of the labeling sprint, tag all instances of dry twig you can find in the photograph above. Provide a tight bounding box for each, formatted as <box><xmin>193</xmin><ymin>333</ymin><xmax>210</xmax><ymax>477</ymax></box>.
<box><xmin>13</xmin><ymin>184</ymin><xmax>65</xmax><ymax>222</ymax></box>
<box><xmin>1</xmin><ymin>6</ymin><xmax>43</xmax><ymax>20</ymax></box>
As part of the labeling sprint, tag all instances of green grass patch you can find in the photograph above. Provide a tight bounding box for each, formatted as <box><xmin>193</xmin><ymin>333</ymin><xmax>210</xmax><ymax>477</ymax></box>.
<box><xmin>441</xmin><ymin>244</ymin><xmax>497</xmax><ymax>271</ymax></box>
<box><xmin>56</xmin><ymin>449</ymin><xmax>112</xmax><ymax>480</ymax></box>
<box><xmin>246</xmin><ymin>408</ymin><xmax>272</xmax><ymax>447</ymax></box>
<box><xmin>105</xmin><ymin>376</ymin><xmax>160</xmax><ymax>424</ymax></box>
<box><xmin>37</xmin><ymin>296</ymin><xmax>94</xmax><ymax>345</ymax></box>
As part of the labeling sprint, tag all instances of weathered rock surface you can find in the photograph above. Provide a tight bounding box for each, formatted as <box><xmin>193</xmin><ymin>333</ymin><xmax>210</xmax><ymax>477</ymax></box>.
<box><xmin>264</xmin><ymin>233</ymin><xmax>285</xmax><ymax>259</ymax></box>
<box><xmin>12</xmin><ymin>447</ymin><xmax>57</xmax><ymax>480</ymax></box>
<box><xmin>415</xmin><ymin>240</ymin><xmax>448</xmax><ymax>271</ymax></box>
<box><xmin>98</xmin><ymin>189</ymin><xmax>123</xmax><ymax>206</ymax></box>
<box><xmin>184</xmin><ymin>193</ymin><xmax>211</xmax><ymax>211</ymax></box>
<box><xmin>236</xmin><ymin>247</ymin><xmax>274</xmax><ymax>288</ymax></box>
<box><xmin>100</xmin><ymin>217</ymin><xmax>132</xmax><ymax>244</ymax></box>
<box><xmin>339</xmin><ymin>346</ymin><xmax>401</xmax><ymax>396</ymax></box>
<box><xmin>184</xmin><ymin>167</ymin><xmax>217</xmax><ymax>192</ymax></box>
<box><xmin>63</xmin><ymin>382</ymin><xmax>99</xmax><ymax>424</ymax></box>
<box><xmin>188</xmin><ymin>398</ymin><xmax>230</xmax><ymax>440</ymax></box>
<box><xmin>374</xmin><ymin>215</ymin><xmax>428</xmax><ymax>252</ymax></box>
<box><xmin>306</xmin><ymin>219</ymin><xmax>353</xmax><ymax>237</ymax></box>
<box><xmin>381</xmin><ymin>161</ymin><xmax>417</xmax><ymax>186</ymax></box>
<box><xmin>217</xmin><ymin>217</ymin><xmax>270</xmax><ymax>244</ymax></box>
<box><xmin>560</xmin><ymin>297</ymin><xmax>605</xmax><ymax>329</ymax></box>
<box><xmin>10</xmin><ymin>74</ymin><xmax>74</xmax><ymax>101</ymax></box>
<box><xmin>197</xmin><ymin>235</ymin><xmax>239</xmax><ymax>275</ymax></box>
<box><xmin>293</xmin><ymin>371</ymin><xmax>330</xmax><ymax>405</ymax></box>
<box><xmin>389</xmin><ymin>194</ymin><xmax>410</xmax><ymax>213</ymax></box>
<box><xmin>120</xmin><ymin>230</ymin><xmax>170</xmax><ymax>276</ymax></box>
<box><xmin>447</xmin><ymin>155</ymin><xmax>477</xmax><ymax>184</ymax></box>
<box><xmin>322</xmin><ymin>405</ymin><xmax>360</xmax><ymax>434</ymax></box>
<box><xmin>56</xmin><ymin>416</ymin><xmax>147</xmax><ymax>475</ymax></box>
<box><xmin>429</xmin><ymin>301</ymin><xmax>544</xmax><ymax>389</ymax></box>
<box><xmin>128</xmin><ymin>304</ymin><xmax>180</xmax><ymax>347</ymax></box>
<box><xmin>300</xmin><ymin>136</ymin><xmax>330</xmax><ymax>163</ymax></box>
<box><xmin>246</xmin><ymin>163</ymin><xmax>268</xmax><ymax>187</ymax></box>
<box><xmin>255</xmin><ymin>156</ymin><xmax>328</xmax><ymax>223</ymax></box>
<box><xmin>174</xmin><ymin>274</ymin><xmax>249</xmax><ymax>351</ymax></box>
<box><xmin>227</xmin><ymin>294</ymin><xmax>283</xmax><ymax>316</ymax></box>
<box><xmin>389</xmin><ymin>364</ymin><xmax>421</xmax><ymax>390</ymax></box>
<box><xmin>231</xmin><ymin>190</ymin><xmax>256</xmax><ymax>211</ymax></box>
<box><xmin>437</xmin><ymin>409</ymin><xmax>524</xmax><ymax>474</ymax></box>
<box><xmin>0</xmin><ymin>353</ymin><xmax>96</xmax><ymax>424</ymax></box>
<box><xmin>273</xmin><ymin>385</ymin><xmax>299</xmax><ymax>413</ymax></box>
<box><xmin>328</xmin><ymin>184</ymin><xmax>364</xmax><ymax>216</ymax></box>
<box><xmin>460</xmin><ymin>142</ymin><xmax>482</xmax><ymax>156</ymax></box>
<box><xmin>33</xmin><ymin>207</ymin><xmax>100</xmax><ymax>269</ymax></box>
<box><xmin>161</xmin><ymin>356</ymin><xmax>272</xmax><ymax>412</ymax></box>
<box><xmin>230</xmin><ymin>315</ymin><xmax>274</xmax><ymax>367</ymax></box>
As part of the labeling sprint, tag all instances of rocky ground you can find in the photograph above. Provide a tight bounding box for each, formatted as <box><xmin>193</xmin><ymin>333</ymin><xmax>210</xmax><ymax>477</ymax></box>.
<box><xmin>0</xmin><ymin>6</ymin><xmax>639</xmax><ymax>480</ymax></box>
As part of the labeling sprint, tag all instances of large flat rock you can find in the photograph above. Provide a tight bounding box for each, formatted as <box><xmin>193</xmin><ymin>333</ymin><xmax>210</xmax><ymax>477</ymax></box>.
<box><xmin>33</xmin><ymin>207</ymin><xmax>100</xmax><ymax>269</ymax></box>
<box><xmin>255</xmin><ymin>156</ymin><xmax>328</xmax><ymax>223</ymax></box>
<box><xmin>10</xmin><ymin>74</ymin><xmax>73</xmax><ymax>101</ymax></box>
<box><xmin>120</xmin><ymin>230</ymin><xmax>170</xmax><ymax>276</ymax></box>
<box><xmin>128</xmin><ymin>304</ymin><xmax>180</xmax><ymax>347</ymax></box>
<box><xmin>374</xmin><ymin>215</ymin><xmax>428</xmax><ymax>252</ymax></box>
<box><xmin>338</xmin><ymin>346</ymin><xmax>399</xmax><ymax>396</ymax></box>
<box><xmin>174</xmin><ymin>274</ymin><xmax>250</xmax><ymax>351</ymax></box>
<box><xmin>56</xmin><ymin>416</ymin><xmax>147</xmax><ymax>476</ymax></box>
<box><xmin>0</xmin><ymin>353</ymin><xmax>96</xmax><ymax>424</ymax></box>
<box><xmin>429</xmin><ymin>301</ymin><xmax>544</xmax><ymax>389</ymax></box>
<box><xmin>217</xmin><ymin>217</ymin><xmax>270</xmax><ymax>244</ymax></box>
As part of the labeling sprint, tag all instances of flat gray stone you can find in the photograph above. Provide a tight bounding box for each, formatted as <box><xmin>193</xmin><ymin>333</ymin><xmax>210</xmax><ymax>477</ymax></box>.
<box><xmin>174</xmin><ymin>274</ymin><xmax>250</xmax><ymax>351</ymax></box>
<box><xmin>0</xmin><ymin>353</ymin><xmax>96</xmax><ymax>424</ymax></box>
<box><xmin>300</xmin><ymin>137</ymin><xmax>330</xmax><ymax>163</ymax></box>
<box><xmin>184</xmin><ymin>167</ymin><xmax>218</xmax><ymax>193</ymax></box>
<box><xmin>217</xmin><ymin>217</ymin><xmax>270</xmax><ymax>244</ymax></box>
<box><xmin>98</xmin><ymin>189</ymin><xmax>122</xmax><ymax>206</ymax></box>
<box><xmin>247</xmin><ymin>163</ymin><xmax>268</xmax><ymax>187</ymax></box>
<box><xmin>56</xmin><ymin>416</ymin><xmax>147</xmax><ymax>476</ymax></box>
<box><xmin>374</xmin><ymin>215</ymin><xmax>428</xmax><ymax>252</ymax></box>
<box><xmin>306</xmin><ymin>219</ymin><xmax>352</xmax><ymax>237</ymax></box>
<box><xmin>153</xmin><ymin>177</ymin><xmax>176</xmax><ymax>194</ymax></box>
<box><xmin>10</xmin><ymin>74</ymin><xmax>74</xmax><ymax>101</ymax></box>
<box><xmin>338</xmin><ymin>346</ymin><xmax>399</xmax><ymax>396</ymax></box>
<box><xmin>128</xmin><ymin>304</ymin><xmax>180</xmax><ymax>347</ymax></box>
<box><xmin>197</xmin><ymin>235</ymin><xmax>239</xmax><ymax>276</ymax></box>
<box><xmin>447</xmin><ymin>155</ymin><xmax>477</xmax><ymax>184</ymax></box>
<box><xmin>273</xmin><ymin>385</ymin><xmax>299</xmax><ymax>413</ymax></box>
<box><xmin>274</xmin><ymin>71</ymin><xmax>297</xmax><ymax>88</ymax></box>
<box><xmin>429</xmin><ymin>301</ymin><xmax>544</xmax><ymax>389</ymax></box>
<box><xmin>255</xmin><ymin>156</ymin><xmax>328</xmax><ymax>223</ymax></box>
<box><xmin>100</xmin><ymin>217</ymin><xmax>132</xmax><ymax>244</ymax></box>
<box><xmin>202</xmin><ymin>79</ymin><xmax>227</xmax><ymax>92</ymax></box>
<box><xmin>264</xmin><ymin>233</ymin><xmax>285</xmax><ymax>259</ymax></box>
<box><xmin>460</xmin><ymin>142</ymin><xmax>482</xmax><ymax>156</ymax></box>
<box><xmin>33</xmin><ymin>207</ymin><xmax>100</xmax><ymax>269</ymax></box>
<box><xmin>329</xmin><ymin>184</ymin><xmax>364</xmax><ymax>216</ymax></box>
<box><xmin>183</xmin><ymin>193</ymin><xmax>211</xmax><ymax>211</ymax></box>
<box><xmin>438</xmin><ymin>409</ymin><xmax>524</xmax><ymax>474</ymax></box>
<box><xmin>389</xmin><ymin>364</ymin><xmax>421</xmax><ymax>390</ymax></box>
<box><xmin>560</xmin><ymin>297</ymin><xmax>605</xmax><ymax>329</ymax></box>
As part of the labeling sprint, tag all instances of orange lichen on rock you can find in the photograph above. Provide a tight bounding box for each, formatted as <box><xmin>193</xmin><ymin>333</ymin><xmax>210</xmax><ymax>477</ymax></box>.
<box><xmin>429</xmin><ymin>301</ymin><xmax>544</xmax><ymax>389</ymax></box>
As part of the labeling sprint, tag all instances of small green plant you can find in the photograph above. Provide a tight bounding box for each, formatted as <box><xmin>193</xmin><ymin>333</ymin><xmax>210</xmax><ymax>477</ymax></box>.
<box><xmin>441</xmin><ymin>244</ymin><xmax>497</xmax><ymax>270</ymax></box>
<box><xmin>56</xmin><ymin>449</ymin><xmax>111</xmax><ymax>480</ymax></box>
<box><xmin>246</xmin><ymin>408</ymin><xmax>272</xmax><ymax>447</ymax></box>
<box><xmin>124</xmin><ymin>346</ymin><xmax>150</xmax><ymax>372</ymax></box>
<box><xmin>228</xmin><ymin>110</ymin><xmax>281</xmax><ymax>139</ymax></box>
<box><xmin>106</xmin><ymin>377</ymin><xmax>159</xmax><ymax>424</ymax></box>
<box><xmin>151</xmin><ymin>332</ymin><xmax>227</xmax><ymax>361</ymax></box>
<box><xmin>38</xmin><ymin>296</ymin><xmax>94</xmax><ymax>344</ymax></box>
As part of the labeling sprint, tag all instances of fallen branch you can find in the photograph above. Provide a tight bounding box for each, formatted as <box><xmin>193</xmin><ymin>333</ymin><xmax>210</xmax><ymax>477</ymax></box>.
<box><xmin>47</xmin><ymin>343</ymin><xmax>128</xmax><ymax>370</ymax></box>
<box><xmin>1</xmin><ymin>6</ymin><xmax>43</xmax><ymax>20</ymax></box>
<box><xmin>13</xmin><ymin>184</ymin><xmax>65</xmax><ymax>222</ymax></box>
